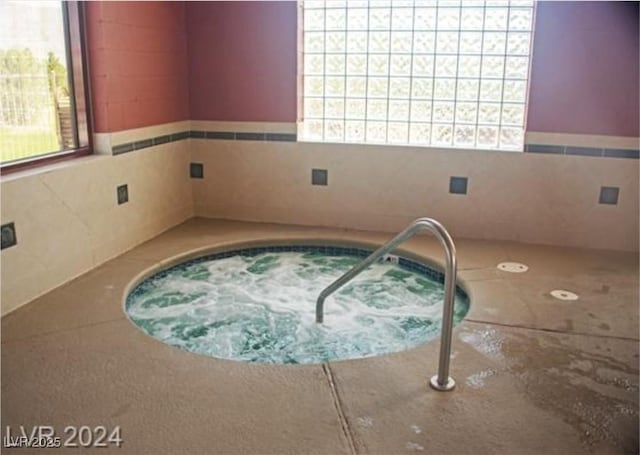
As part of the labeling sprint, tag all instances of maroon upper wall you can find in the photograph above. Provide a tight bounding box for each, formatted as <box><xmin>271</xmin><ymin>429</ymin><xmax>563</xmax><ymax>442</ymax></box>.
<box><xmin>527</xmin><ymin>1</ymin><xmax>639</xmax><ymax>136</ymax></box>
<box><xmin>186</xmin><ymin>1</ymin><xmax>297</xmax><ymax>122</ymax></box>
<box><xmin>87</xmin><ymin>1</ymin><xmax>189</xmax><ymax>133</ymax></box>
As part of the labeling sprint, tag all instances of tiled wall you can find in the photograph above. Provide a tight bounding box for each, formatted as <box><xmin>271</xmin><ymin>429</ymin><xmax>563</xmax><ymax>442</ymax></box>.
<box><xmin>87</xmin><ymin>1</ymin><xmax>189</xmax><ymax>132</ymax></box>
<box><xmin>190</xmin><ymin>122</ymin><xmax>639</xmax><ymax>253</ymax></box>
<box><xmin>0</xmin><ymin>136</ymin><xmax>193</xmax><ymax>314</ymax></box>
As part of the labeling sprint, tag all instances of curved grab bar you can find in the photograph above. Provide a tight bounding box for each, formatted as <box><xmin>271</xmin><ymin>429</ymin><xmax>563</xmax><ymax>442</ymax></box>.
<box><xmin>315</xmin><ymin>217</ymin><xmax>458</xmax><ymax>391</ymax></box>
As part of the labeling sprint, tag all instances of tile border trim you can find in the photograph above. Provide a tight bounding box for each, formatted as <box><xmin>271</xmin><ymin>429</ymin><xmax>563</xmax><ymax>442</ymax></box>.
<box><xmin>112</xmin><ymin>131</ymin><xmax>298</xmax><ymax>155</ymax></box>
<box><xmin>525</xmin><ymin>144</ymin><xmax>639</xmax><ymax>159</ymax></box>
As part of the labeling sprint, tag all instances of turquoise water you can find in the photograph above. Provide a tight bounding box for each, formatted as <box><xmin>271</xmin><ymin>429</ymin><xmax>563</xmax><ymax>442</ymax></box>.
<box><xmin>125</xmin><ymin>249</ymin><xmax>469</xmax><ymax>364</ymax></box>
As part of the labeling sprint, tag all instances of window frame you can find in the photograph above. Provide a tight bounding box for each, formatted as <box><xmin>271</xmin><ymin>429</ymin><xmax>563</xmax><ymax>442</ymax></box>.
<box><xmin>0</xmin><ymin>1</ymin><xmax>92</xmax><ymax>175</ymax></box>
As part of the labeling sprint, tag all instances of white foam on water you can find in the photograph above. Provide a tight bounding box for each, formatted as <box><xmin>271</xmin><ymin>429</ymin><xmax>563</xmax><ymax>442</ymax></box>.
<box><xmin>126</xmin><ymin>251</ymin><xmax>468</xmax><ymax>364</ymax></box>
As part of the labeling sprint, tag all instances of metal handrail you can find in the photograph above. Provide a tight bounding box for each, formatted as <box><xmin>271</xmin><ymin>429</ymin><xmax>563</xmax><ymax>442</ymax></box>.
<box><xmin>315</xmin><ymin>217</ymin><xmax>458</xmax><ymax>391</ymax></box>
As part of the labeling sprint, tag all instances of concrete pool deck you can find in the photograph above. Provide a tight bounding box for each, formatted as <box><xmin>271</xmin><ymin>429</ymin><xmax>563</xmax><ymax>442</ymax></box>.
<box><xmin>2</xmin><ymin>218</ymin><xmax>638</xmax><ymax>454</ymax></box>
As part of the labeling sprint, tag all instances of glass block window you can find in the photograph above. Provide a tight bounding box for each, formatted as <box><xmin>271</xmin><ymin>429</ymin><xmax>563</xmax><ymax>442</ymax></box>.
<box><xmin>300</xmin><ymin>0</ymin><xmax>535</xmax><ymax>151</ymax></box>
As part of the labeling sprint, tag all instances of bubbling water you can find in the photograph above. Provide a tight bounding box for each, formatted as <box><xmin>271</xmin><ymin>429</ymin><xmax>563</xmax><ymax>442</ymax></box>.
<box><xmin>125</xmin><ymin>249</ymin><xmax>468</xmax><ymax>364</ymax></box>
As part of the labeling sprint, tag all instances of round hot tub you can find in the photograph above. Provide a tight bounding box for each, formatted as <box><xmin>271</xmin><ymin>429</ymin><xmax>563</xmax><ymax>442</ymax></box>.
<box><xmin>125</xmin><ymin>244</ymin><xmax>469</xmax><ymax>364</ymax></box>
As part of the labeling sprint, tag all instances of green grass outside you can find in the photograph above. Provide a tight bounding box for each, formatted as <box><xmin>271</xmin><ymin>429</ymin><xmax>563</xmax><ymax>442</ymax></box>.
<box><xmin>0</xmin><ymin>127</ymin><xmax>61</xmax><ymax>163</ymax></box>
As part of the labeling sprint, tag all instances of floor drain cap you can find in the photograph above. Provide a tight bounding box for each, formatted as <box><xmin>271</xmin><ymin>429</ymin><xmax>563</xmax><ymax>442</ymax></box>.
<box><xmin>497</xmin><ymin>262</ymin><xmax>528</xmax><ymax>273</ymax></box>
<box><xmin>550</xmin><ymin>289</ymin><xmax>579</xmax><ymax>301</ymax></box>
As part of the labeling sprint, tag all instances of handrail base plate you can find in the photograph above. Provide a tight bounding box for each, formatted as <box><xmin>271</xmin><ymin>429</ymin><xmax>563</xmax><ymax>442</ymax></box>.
<box><xmin>429</xmin><ymin>375</ymin><xmax>456</xmax><ymax>391</ymax></box>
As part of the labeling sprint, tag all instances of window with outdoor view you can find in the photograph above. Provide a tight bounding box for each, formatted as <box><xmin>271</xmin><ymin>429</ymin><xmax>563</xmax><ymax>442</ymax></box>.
<box><xmin>300</xmin><ymin>0</ymin><xmax>534</xmax><ymax>151</ymax></box>
<box><xmin>0</xmin><ymin>1</ymin><xmax>89</xmax><ymax>168</ymax></box>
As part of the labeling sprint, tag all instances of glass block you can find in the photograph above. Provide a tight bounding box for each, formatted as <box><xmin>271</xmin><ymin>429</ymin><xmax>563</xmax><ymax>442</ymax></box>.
<box><xmin>392</xmin><ymin>7</ymin><xmax>414</xmax><ymax>29</ymax></box>
<box><xmin>304</xmin><ymin>97</ymin><xmax>324</xmax><ymax>118</ymax></box>
<box><xmin>369</xmin><ymin>31</ymin><xmax>390</xmax><ymax>52</ymax></box>
<box><xmin>347</xmin><ymin>55</ymin><xmax>367</xmax><ymax>75</ymax></box>
<box><xmin>412</xmin><ymin>78</ymin><xmax>434</xmax><ymax>99</ymax></box>
<box><xmin>391</xmin><ymin>55</ymin><xmax>411</xmax><ymax>76</ymax></box>
<box><xmin>499</xmin><ymin>127</ymin><xmax>524</xmax><ymax>150</ymax></box>
<box><xmin>347</xmin><ymin>31</ymin><xmax>368</xmax><ymax>53</ymax></box>
<box><xmin>435</xmin><ymin>55</ymin><xmax>457</xmax><ymax>78</ymax></box>
<box><xmin>388</xmin><ymin>122</ymin><xmax>409</xmax><ymax>144</ymax></box>
<box><xmin>481</xmin><ymin>56</ymin><xmax>505</xmax><ymax>78</ymax></box>
<box><xmin>477</xmin><ymin>126</ymin><xmax>498</xmax><ymax>147</ymax></box>
<box><xmin>325</xmin><ymin>99</ymin><xmax>345</xmax><ymax>119</ymax></box>
<box><xmin>326</xmin><ymin>120</ymin><xmax>344</xmax><ymax>142</ymax></box>
<box><xmin>303</xmin><ymin>120</ymin><xmax>324</xmax><ymax>141</ymax></box>
<box><xmin>455</xmin><ymin>102</ymin><xmax>477</xmax><ymax>123</ymax></box>
<box><xmin>326</xmin><ymin>9</ymin><xmax>346</xmax><ymax>31</ymax></box>
<box><xmin>505</xmin><ymin>56</ymin><xmax>529</xmax><ymax>79</ymax></box>
<box><xmin>369</xmin><ymin>55</ymin><xmax>388</xmax><ymax>75</ymax></box>
<box><xmin>366</xmin><ymin>121</ymin><xmax>387</xmax><ymax>143</ymax></box>
<box><xmin>436</xmin><ymin>32</ymin><xmax>459</xmax><ymax>53</ymax></box>
<box><xmin>391</xmin><ymin>0</ymin><xmax>414</xmax><ymax>7</ymax></box>
<box><xmin>305</xmin><ymin>54</ymin><xmax>324</xmax><ymax>75</ymax></box>
<box><xmin>409</xmin><ymin>123</ymin><xmax>431</xmax><ymax>144</ymax></box>
<box><xmin>389</xmin><ymin>77</ymin><xmax>410</xmax><ymax>98</ymax></box>
<box><xmin>433</xmin><ymin>124</ymin><xmax>453</xmax><ymax>146</ymax></box>
<box><xmin>346</xmin><ymin>76</ymin><xmax>366</xmax><ymax>96</ymax></box>
<box><xmin>478</xmin><ymin>102</ymin><xmax>500</xmax><ymax>124</ymax></box>
<box><xmin>483</xmin><ymin>32</ymin><xmax>506</xmax><ymax>54</ymax></box>
<box><xmin>507</xmin><ymin>32</ymin><xmax>530</xmax><ymax>55</ymax></box>
<box><xmin>304</xmin><ymin>9</ymin><xmax>324</xmax><ymax>31</ymax></box>
<box><xmin>325</xmin><ymin>77</ymin><xmax>345</xmax><ymax>96</ymax></box>
<box><xmin>437</xmin><ymin>7</ymin><xmax>460</xmax><ymax>29</ymax></box>
<box><xmin>433</xmin><ymin>101</ymin><xmax>454</xmax><ymax>122</ymax></box>
<box><xmin>346</xmin><ymin>98</ymin><xmax>366</xmax><ymax>119</ymax></box>
<box><xmin>326</xmin><ymin>55</ymin><xmax>346</xmax><ymax>74</ymax></box>
<box><xmin>461</xmin><ymin>7</ymin><xmax>484</xmax><ymax>30</ymax></box>
<box><xmin>455</xmin><ymin>125</ymin><xmax>476</xmax><ymax>147</ymax></box>
<box><xmin>501</xmin><ymin>104</ymin><xmax>525</xmax><ymax>126</ymax></box>
<box><xmin>367</xmin><ymin>77</ymin><xmax>388</xmax><ymax>98</ymax></box>
<box><xmin>345</xmin><ymin>121</ymin><xmax>365</xmax><ymax>143</ymax></box>
<box><xmin>480</xmin><ymin>79</ymin><xmax>502</xmax><ymax>102</ymax></box>
<box><xmin>414</xmin><ymin>55</ymin><xmax>434</xmax><ymax>77</ymax></box>
<box><xmin>414</xmin><ymin>31</ymin><xmax>436</xmax><ymax>53</ymax></box>
<box><xmin>391</xmin><ymin>32</ymin><xmax>413</xmax><ymax>53</ymax></box>
<box><xmin>457</xmin><ymin>79</ymin><xmax>479</xmax><ymax>101</ymax></box>
<box><xmin>304</xmin><ymin>0</ymin><xmax>324</xmax><ymax>8</ymax></box>
<box><xmin>434</xmin><ymin>78</ymin><xmax>456</xmax><ymax>99</ymax></box>
<box><xmin>509</xmin><ymin>8</ymin><xmax>533</xmax><ymax>31</ymax></box>
<box><xmin>414</xmin><ymin>7</ymin><xmax>437</xmax><ymax>30</ymax></box>
<box><xmin>459</xmin><ymin>55</ymin><xmax>481</xmax><ymax>78</ymax></box>
<box><xmin>459</xmin><ymin>32</ymin><xmax>483</xmax><ymax>54</ymax></box>
<box><xmin>484</xmin><ymin>7</ymin><xmax>508</xmax><ymax>30</ymax></box>
<box><xmin>410</xmin><ymin>100</ymin><xmax>432</xmax><ymax>122</ymax></box>
<box><xmin>370</xmin><ymin>7</ymin><xmax>391</xmax><ymax>30</ymax></box>
<box><xmin>304</xmin><ymin>76</ymin><xmax>324</xmax><ymax>96</ymax></box>
<box><xmin>304</xmin><ymin>32</ymin><xmax>324</xmax><ymax>53</ymax></box>
<box><xmin>348</xmin><ymin>8</ymin><xmax>368</xmax><ymax>30</ymax></box>
<box><xmin>370</xmin><ymin>0</ymin><xmax>392</xmax><ymax>6</ymax></box>
<box><xmin>326</xmin><ymin>32</ymin><xmax>346</xmax><ymax>52</ymax></box>
<box><xmin>367</xmin><ymin>99</ymin><xmax>388</xmax><ymax>120</ymax></box>
<box><xmin>503</xmin><ymin>80</ymin><xmax>526</xmax><ymax>102</ymax></box>
<box><xmin>389</xmin><ymin>100</ymin><xmax>409</xmax><ymax>121</ymax></box>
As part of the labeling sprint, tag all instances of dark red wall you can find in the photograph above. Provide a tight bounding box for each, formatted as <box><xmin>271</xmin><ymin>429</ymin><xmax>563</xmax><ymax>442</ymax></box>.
<box><xmin>86</xmin><ymin>1</ymin><xmax>189</xmax><ymax>132</ymax></box>
<box><xmin>527</xmin><ymin>1</ymin><xmax>639</xmax><ymax>136</ymax></box>
<box><xmin>186</xmin><ymin>1</ymin><xmax>297</xmax><ymax>122</ymax></box>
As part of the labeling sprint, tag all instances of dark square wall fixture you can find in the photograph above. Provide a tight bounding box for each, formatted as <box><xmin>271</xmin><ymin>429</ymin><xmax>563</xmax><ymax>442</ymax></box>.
<box><xmin>449</xmin><ymin>177</ymin><xmax>468</xmax><ymax>195</ymax></box>
<box><xmin>190</xmin><ymin>162</ymin><xmax>204</xmax><ymax>179</ymax></box>
<box><xmin>1</xmin><ymin>222</ymin><xmax>17</xmax><ymax>250</ymax></box>
<box><xmin>312</xmin><ymin>169</ymin><xmax>328</xmax><ymax>186</ymax></box>
<box><xmin>117</xmin><ymin>184</ymin><xmax>129</xmax><ymax>205</ymax></box>
<box><xmin>599</xmin><ymin>186</ymin><xmax>619</xmax><ymax>205</ymax></box>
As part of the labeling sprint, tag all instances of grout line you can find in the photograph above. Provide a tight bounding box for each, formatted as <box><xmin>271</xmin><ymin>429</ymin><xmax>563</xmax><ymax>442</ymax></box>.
<box><xmin>322</xmin><ymin>363</ymin><xmax>358</xmax><ymax>455</ymax></box>
<box><xmin>463</xmin><ymin>318</ymin><xmax>640</xmax><ymax>342</ymax></box>
<box><xmin>1</xmin><ymin>316</ymin><xmax>127</xmax><ymax>345</ymax></box>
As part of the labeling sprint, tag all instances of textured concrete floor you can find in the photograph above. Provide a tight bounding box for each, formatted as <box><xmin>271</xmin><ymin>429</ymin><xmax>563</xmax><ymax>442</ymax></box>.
<box><xmin>2</xmin><ymin>218</ymin><xmax>638</xmax><ymax>454</ymax></box>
